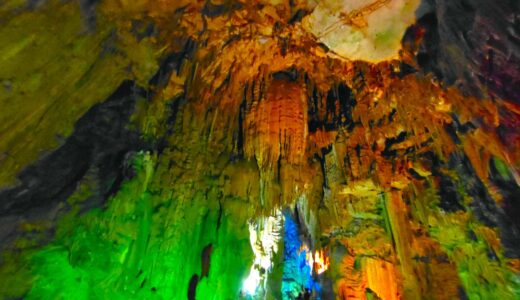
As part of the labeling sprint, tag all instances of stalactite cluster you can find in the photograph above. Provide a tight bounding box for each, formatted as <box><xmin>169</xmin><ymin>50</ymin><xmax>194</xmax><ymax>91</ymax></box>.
<box><xmin>1</xmin><ymin>0</ymin><xmax>519</xmax><ymax>299</ymax></box>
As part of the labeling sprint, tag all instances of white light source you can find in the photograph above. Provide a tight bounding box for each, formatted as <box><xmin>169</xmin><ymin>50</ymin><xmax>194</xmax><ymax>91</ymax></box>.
<box><xmin>243</xmin><ymin>210</ymin><xmax>283</xmax><ymax>296</ymax></box>
<box><xmin>243</xmin><ymin>269</ymin><xmax>261</xmax><ymax>295</ymax></box>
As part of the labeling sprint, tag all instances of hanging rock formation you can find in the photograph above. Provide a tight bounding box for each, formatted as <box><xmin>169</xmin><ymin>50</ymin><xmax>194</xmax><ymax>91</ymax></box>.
<box><xmin>0</xmin><ymin>0</ymin><xmax>519</xmax><ymax>299</ymax></box>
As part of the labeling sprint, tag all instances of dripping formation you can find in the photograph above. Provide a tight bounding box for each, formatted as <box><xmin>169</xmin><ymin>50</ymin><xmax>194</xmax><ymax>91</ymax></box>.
<box><xmin>0</xmin><ymin>0</ymin><xmax>519</xmax><ymax>299</ymax></box>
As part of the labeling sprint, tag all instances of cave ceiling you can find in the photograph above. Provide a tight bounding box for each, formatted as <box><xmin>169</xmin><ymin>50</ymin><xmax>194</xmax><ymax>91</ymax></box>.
<box><xmin>0</xmin><ymin>0</ymin><xmax>520</xmax><ymax>299</ymax></box>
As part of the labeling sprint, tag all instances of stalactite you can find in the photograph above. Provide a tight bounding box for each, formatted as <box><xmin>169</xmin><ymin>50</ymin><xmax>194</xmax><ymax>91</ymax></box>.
<box><xmin>1</xmin><ymin>1</ymin><xmax>520</xmax><ymax>299</ymax></box>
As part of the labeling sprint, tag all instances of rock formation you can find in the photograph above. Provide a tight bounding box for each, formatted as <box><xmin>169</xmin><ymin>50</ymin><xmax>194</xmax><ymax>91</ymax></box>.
<box><xmin>0</xmin><ymin>1</ymin><xmax>519</xmax><ymax>299</ymax></box>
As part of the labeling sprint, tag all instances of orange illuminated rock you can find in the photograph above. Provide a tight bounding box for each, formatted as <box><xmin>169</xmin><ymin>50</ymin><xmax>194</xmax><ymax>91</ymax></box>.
<box><xmin>244</xmin><ymin>78</ymin><xmax>308</xmax><ymax>167</ymax></box>
<box><xmin>364</xmin><ymin>257</ymin><xmax>400</xmax><ymax>300</ymax></box>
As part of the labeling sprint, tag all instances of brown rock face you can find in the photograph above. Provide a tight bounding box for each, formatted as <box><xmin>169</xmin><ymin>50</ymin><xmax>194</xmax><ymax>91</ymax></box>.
<box><xmin>1</xmin><ymin>1</ymin><xmax>520</xmax><ymax>299</ymax></box>
<box><xmin>245</xmin><ymin>78</ymin><xmax>308</xmax><ymax>168</ymax></box>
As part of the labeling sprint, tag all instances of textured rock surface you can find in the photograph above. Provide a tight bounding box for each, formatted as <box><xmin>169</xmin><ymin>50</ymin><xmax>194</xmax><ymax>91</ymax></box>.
<box><xmin>0</xmin><ymin>0</ymin><xmax>519</xmax><ymax>299</ymax></box>
<box><xmin>416</xmin><ymin>0</ymin><xmax>520</xmax><ymax>102</ymax></box>
<box><xmin>303</xmin><ymin>0</ymin><xmax>420</xmax><ymax>62</ymax></box>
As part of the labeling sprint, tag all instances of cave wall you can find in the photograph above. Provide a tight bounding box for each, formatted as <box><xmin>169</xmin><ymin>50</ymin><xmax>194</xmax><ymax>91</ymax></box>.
<box><xmin>0</xmin><ymin>1</ymin><xmax>519</xmax><ymax>299</ymax></box>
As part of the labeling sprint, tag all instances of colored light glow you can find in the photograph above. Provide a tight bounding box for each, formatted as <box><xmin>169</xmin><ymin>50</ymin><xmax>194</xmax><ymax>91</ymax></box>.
<box><xmin>243</xmin><ymin>268</ymin><xmax>261</xmax><ymax>295</ymax></box>
<box><xmin>313</xmin><ymin>250</ymin><xmax>329</xmax><ymax>275</ymax></box>
<box><xmin>282</xmin><ymin>212</ymin><xmax>322</xmax><ymax>298</ymax></box>
<box><xmin>301</xmin><ymin>245</ymin><xmax>330</xmax><ymax>275</ymax></box>
<box><xmin>243</xmin><ymin>210</ymin><xmax>283</xmax><ymax>296</ymax></box>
